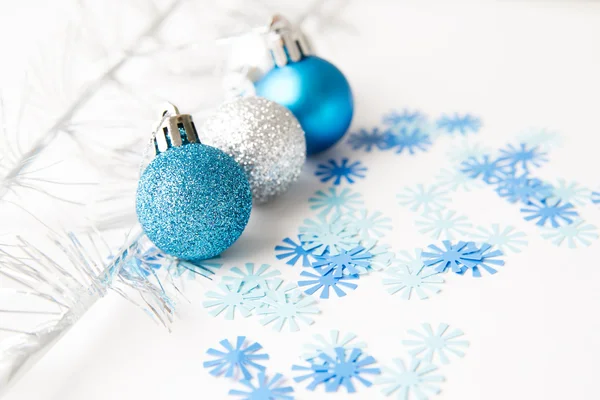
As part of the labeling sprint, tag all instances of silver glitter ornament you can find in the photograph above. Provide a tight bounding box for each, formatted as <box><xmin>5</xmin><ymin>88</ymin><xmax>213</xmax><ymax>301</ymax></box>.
<box><xmin>200</xmin><ymin>96</ymin><xmax>306</xmax><ymax>203</ymax></box>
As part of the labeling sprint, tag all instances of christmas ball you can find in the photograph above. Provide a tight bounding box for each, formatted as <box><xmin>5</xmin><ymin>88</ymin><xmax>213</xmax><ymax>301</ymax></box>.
<box><xmin>136</xmin><ymin>143</ymin><xmax>252</xmax><ymax>261</ymax></box>
<box><xmin>200</xmin><ymin>96</ymin><xmax>306</xmax><ymax>204</ymax></box>
<box><xmin>254</xmin><ymin>55</ymin><xmax>353</xmax><ymax>155</ymax></box>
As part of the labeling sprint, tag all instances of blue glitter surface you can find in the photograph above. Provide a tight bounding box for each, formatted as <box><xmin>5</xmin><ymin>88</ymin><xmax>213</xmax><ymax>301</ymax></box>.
<box><xmin>136</xmin><ymin>143</ymin><xmax>252</xmax><ymax>261</ymax></box>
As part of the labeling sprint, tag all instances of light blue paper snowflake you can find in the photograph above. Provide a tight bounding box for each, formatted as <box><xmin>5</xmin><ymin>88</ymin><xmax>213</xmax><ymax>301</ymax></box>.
<box><xmin>293</xmin><ymin>347</ymin><xmax>381</xmax><ymax>393</ymax></box>
<box><xmin>548</xmin><ymin>179</ymin><xmax>591</xmax><ymax>206</ymax></box>
<box><xmin>315</xmin><ymin>158</ymin><xmax>367</xmax><ymax>185</ymax></box>
<box><xmin>357</xmin><ymin>239</ymin><xmax>394</xmax><ymax>273</ymax></box>
<box><xmin>382</xmin><ymin>109</ymin><xmax>424</xmax><ymax>126</ymax></box>
<box><xmin>435</xmin><ymin>168</ymin><xmax>481</xmax><ymax>192</ymax></box>
<box><xmin>347</xmin><ymin>128</ymin><xmax>390</xmax><ymax>152</ymax></box>
<box><xmin>497</xmin><ymin>143</ymin><xmax>548</xmax><ymax>172</ymax></box>
<box><xmin>308</xmin><ymin>187</ymin><xmax>364</xmax><ymax>217</ymax></box>
<box><xmin>415</xmin><ymin>209</ymin><xmax>473</xmax><ymax>240</ymax></box>
<box><xmin>170</xmin><ymin>258</ymin><xmax>222</xmax><ymax>280</ymax></box>
<box><xmin>461</xmin><ymin>155</ymin><xmax>510</xmax><ymax>184</ymax></box>
<box><xmin>397</xmin><ymin>184</ymin><xmax>451</xmax><ymax>213</ymax></box>
<box><xmin>592</xmin><ymin>191</ymin><xmax>600</xmax><ymax>205</ymax></box>
<box><xmin>223</xmin><ymin>263</ymin><xmax>281</xmax><ymax>291</ymax></box>
<box><xmin>495</xmin><ymin>173</ymin><xmax>552</xmax><ymax>204</ymax></box>
<box><xmin>259</xmin><ymin>279</ymin><xmax>301</xmax><ymax>308</ymax></box>
<box><xmin>517</xmin><ymin>127</ymin><xmax>563</xmax><ymax>150</ymax></box>
<box><xmin>123</xmin><ymin>244</ymin><xmax>169</xmax><ymax>277</ymax></box>
<box><xmin>275</xmin><ymin>236</ymin><xmax>320</xmax><ymax>267</ymax></box>
<box><xmin>302</xmin><ymin>330</ymin><xmax>367</xmax><ymax>361</ymax></box>
<box><xmin>376</xmin><ymin>358</ymin><xmax>444</xmax><ymax>400</ymax></box>
<box><xmin>311</xmin><ymin>246</ymin><xmax>373</xmax><ymax>277</ymax></box>
<box><xmin>541</xmin><ymin>219</ymin><xmax>599</xmax><ymax>248</ymax></box>
<box><xmin>204</xmin><ymin>336</ymin><xmax>269</xmax><ymax>379</ymax></box>
<box><xmin>383</xmin><ymin>266</ymin><xmax>444</xmax><ymax>300</ymax></box>
<box><xmin>229</xmin><ymin>372</ymin><xmax>294</xmax><ymax>400</ymax></box>
<box><xmin>384</xmin><ymin>127</ymin><xmax>432</xmax><ymax>155</ymax></box>
<box><xmin>422</xmin><ymin>241</ymin><xmax>481</xmax><ymax>273</ymax></box>
<box><xmin>299</xmin><ymin>215</ymin><xmax>359</xmax><ymax>256</ymax></box>
<box><xmin>403</xmin><ymin>323</ymin><xmax>469</xmax><ymax>365</ymax></box>
<box><xmin>256</xmin><ymin>290</ymin><xmax>320</xmax><ymax>332</ymax></box>
<box><xmin>393</xmin><ymin>249</ymin><xmax>427</xmax><ymax>272</ymax></box>
<box><xmin>471</xmin><ymin>224</ymin><xmax>528</xmax><ymax>253</ymax></box>
<box><xmin>203</xmin><ymin>281</ymin><xmax>263</xmax><ymax>319</ymax></box>
<box><xmin>343</xmin><ymin>209</ymin><xmax>393</xmax><ymax>241</ymax></box>
<box><xmin>520</xmin><ymin>198</ymin><xmax>578</xmax><ymax>228</ymax></box>
<box><xmin>457</xmin><ymin>243</ymin><xmax>505</xmax><ymax>277</ymax></box>
<box><xmin>446</xmin><ymin>140</ymin><xmax>492</xmax><ymax>165</ymax></box>
<box><xmin>436</xmin><ymin>113</ymin><xmax>481</xmax><ymax>135</ymax></box>
<box><xmin>298</xmin><ymin>268</ymin><xmax>358</xmax><ymax>299</ymax></box>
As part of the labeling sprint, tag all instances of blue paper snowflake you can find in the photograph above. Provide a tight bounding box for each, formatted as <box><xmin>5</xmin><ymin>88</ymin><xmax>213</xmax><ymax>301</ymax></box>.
<box><xmin>376</xmin><ymin>358</ymin><xmax>444</xmax><ymax>400</ymax></box>
<box><xmin>446</xmin><ymin>140</ymin><xmax>491</xmax><ymax>165</ymax></box>
<box><xmin>402</xmin><ymin>323</ymin><xmax>469</xmax><ymax>365</ymax></box>
<box><xmin>343</xmin><ymin>209</ymin><xmax>393</xmax><ymax>241</ymax></box>
<box><xmin>541</xmin><ymin>219</ymin><xmax>599</xmax><ymax>248</ymax></box>
<box><xmin>298</xmin><ymin>268</ymin><xmax>358</xmax><ymax>299</ymax></box>
<box><xmin>461</xmin><ymin>155</ymin><xmax>510</xmax><ymax>184</ymax></box>
<box><xmin>382</xmin><ymin>109</ymin><xmax>424</xmax><ymax>126</ymax></box>
<box><xmin>520</xmin><ymin>198</ymin><xmax>578</xmax><ymax>228</ymax></box>
<box><xmin>592</xmin><ymin>191</ymin><xmax>600</xmax><ymax>205</ymax></box>
<box><xmin>497</xmin><ymin>143</ymin><xmax>548</xmax><ymax>172</ymax></box>
<box><xmin>358</xmin><ymin>240</ymin><xmax>394</xmax><ymax>273</ymax></box>
<box><xmin>415</xmin><ymin>209</ymin><xmax>473</xmax><ymax>240</ymax></box>
<box><xmin>202</xmin><ymin>281</ymin><xmax>263</xmax><ymax>319</ymax></box>
<box><xmin>293</xmin><ymin>347</ymin><xmax>381</xmax><ymax>393</ymax></box>
<box><xmin>397</xmin><ymin>184</ymin><xmax>451</xmax><ymax>213</ymax></box>
<box><xmin>383</xmin><ymin>266</ymin><xmax>444</xmax><ymax>300</ymax></box>
<box><xmin>256</xmin><ymin>290</ymin><xmax>320</xmax><ymax>332</ymax></box>
<box><xmin>495</xmin><ymin>173</ymin><xmax>552</xmax><ymax>204</ymax></box>
<box><xmin>435</xmin><ymin>168</ymin><xmax>481</xmax><ymax>192</ymax></box>
<box><xmin>548</xmin><ymin>179</ymin><xmax>591</xmax><ymax>206</ymax></box>
<box><xmin>203</xmin><ymin>336</ymin><xmax>269</xmax><ymax>379</ymax></box>
<box><xmin>457</xmin><ymin>243</ymin><xmax>505</xmax><ymax>277</ymax></box>
<box><xmin>229</xmin><ymin>372</ymin><xmax>294</xmax><ymax>400</ymax></box>
<box><xmin>471</xmin><ymin>224</ymin><xmax>528</xmax><ymax>254</ymax></box>
<box><xmin>170</xmin><ymin>258</ymin><xmax>222</xmax><ymax>280</ymax></box>
<box><xmin>315</xmin><ymin>158</ymin><xmax>367</xmax><ymax>185</ymax></box>
<box><xmin>384</xmin><ymin>127</ymin><xmax>432</xmax><ymax>155</ymax></box>
<box><xmin>311</xmin><ymin>246</ymin><xmax>372</xmax><ymax>278</ymax></box>
<box><xmin>275</xmin><ymin>236</ymin><xmax>320</xmax><ymax>267</ymax></box>
<box><xmin>517</xmin><ymin>127</ymin><xmax>563</xmax><ymax>150</ymax></box>
<box><xmin>223</xmin><ymin>263</ymin><xmax>281</xmax><ymax>291</ymax></box>
<box><xmin>347</xmin><ymin>128</ymin><xmax>390</xmax><ymax>152</ymax></box>
<box><xmin>436</xmin><ymin>113</ymin><xmax>481</xmax><ymax>135</ymax></box>
<box><xmin>421</xmin><ymin>241</ymin><xmax>481</xmax><ymax>274</ymax></box>
<box><xmin>302</xmin><ymin>330</ymin><xmax>367</xmax><ymax>361</ymax></box>
<box><xmin>308</xmin><ymin>187</ymin><xmax>364</xmax><ymax>217</ymax></box>
<box><xmin>299</xmin><ymin>215</ymin><xmax>358</xmax><ymax>256</ymax></box>
<box><xmin>122</xmin><ymin>244</ymin><xmax>168</xmax><ymax>277</ymax></box>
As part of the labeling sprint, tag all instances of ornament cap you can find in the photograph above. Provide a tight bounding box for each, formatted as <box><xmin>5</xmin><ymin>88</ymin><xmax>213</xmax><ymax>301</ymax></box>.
<box><xmin>153</xmin><ymin>103</ymin><xmax>200</xmax><ymax>155</ymax></box>
<box><xmin>266</xmin><ymin>14</ymin><xmax>312</xmax><ymax>67</ymax></box>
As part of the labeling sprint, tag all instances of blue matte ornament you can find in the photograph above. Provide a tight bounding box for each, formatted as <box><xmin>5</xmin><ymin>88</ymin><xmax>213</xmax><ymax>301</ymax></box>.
<box><xmin>136</xmin><ymin>105</ymin><xmax>252</xmax><ymax>261</ymax></box>
<box><xmin>254</xmin><ymin>15</ymin><xmax>353</xmax><ymax>155</ymax></box>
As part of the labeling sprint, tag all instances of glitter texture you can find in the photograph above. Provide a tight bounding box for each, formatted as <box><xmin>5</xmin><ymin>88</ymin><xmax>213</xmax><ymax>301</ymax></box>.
<box><xmin>200</xmin><ymin>96</ymin><xmax>306</xmax><ymax>204</ymax></box>
<box><xmin>136</xmin><ymin>143</ymin><xmax>252</xmax><ymax>261</ymax></box>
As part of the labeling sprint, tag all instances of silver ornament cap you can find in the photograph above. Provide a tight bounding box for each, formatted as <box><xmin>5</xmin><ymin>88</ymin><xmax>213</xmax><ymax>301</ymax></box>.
<box><xmin>199</xmin><ymin>96</ymin><xmax>306</xmax><ymax>204</ymax></box>
<box><xmin>265</xmin><ymin>14</ymin><xmax>312</xmax><ymax>68</ymax></box>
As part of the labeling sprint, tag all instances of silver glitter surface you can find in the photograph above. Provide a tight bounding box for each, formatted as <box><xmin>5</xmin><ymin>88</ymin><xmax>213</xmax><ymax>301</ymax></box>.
<box><xmin>200</xmin><ymin>96</ymin><xmax>306</xmax><ymax>204</ymax></box>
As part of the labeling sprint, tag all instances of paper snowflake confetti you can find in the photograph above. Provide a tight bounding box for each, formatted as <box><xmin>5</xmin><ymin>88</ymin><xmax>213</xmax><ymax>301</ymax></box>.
<box><xmin>592</xmin><ymin>190</ymin><xmax>600</xmax><ymax>205</ymax></box>
<box><xmin>382</xmin><ymin>109</ymin><xmax>424</xmax><ymax>126</ymax></box>
<box><xmin>436</xmin><ymin>113</ymin><xmax>481</xmax><ymax>135</ymax></box>
<box><xmin>547</xmin><ymin>179</ymin><xmax>591</xmax><ymax>206</ymax></box>
<box><xmin>376</xmin><ymin>358</ymin><xmax>444</xmax><ymax>400</ymax></box>
<box><xmin>298</xmin><ymin>268</ymin><xmax>358</xmax><ymax>299</ymax></box>
<box><xmin>415</xmin><ymin>209</ymin><xmax>473</xmax><ymax>240</ymax></box>
<box><xmin>293</xmin><ymin>347</ymin><xmax>381</xmax><ymax>393</ymax></box>
<box><xmin>308</xmin><ymin>187</ymin><xmax>364</xmax><ymax>217</ymax></box>
<box><xmin>394</xmin><ymin>249</ymin><xmax>427</xmax><ymax>272</ymax></box>
<box><xmin>302</xmin><ymin>330</ymin><xmax>367</xmax><ymax>361</ymax></box>
<box><xmin>311</xmin><ymin>246</ymin><xmax>373</xmax><ymax>277</ymax></box>
<box><xmin>315</xmin><ymin>158</ymin><xmax>367</xmax><ymax>185</ymax></box>
<box><xmin>517</xmin><ymin>127</ymin><xmax>563</xmax><ymax>150</ymax></box>
<box><xmin>422</xmin><ymin>241</ymin><xmax>481</xmax><ymax>273</ymax></box>
<box><xmin>397</xmin><ymin>184</ymin><xmax>451</xmax><ymax>213</ymax></box>
<box><xmin>471</xmin><ymin>224</ymin><xmax>528</xmax><ymax>253</ymax></box>
<box><xmin>435</xmin><ymin>168</ymin><xmax>481</xmax><ymax>192</ymax></box>
<box><xmin>520</xmin><ymin>198</ymin><xmax>578</xmax><ymax>228</ymax></box>
<box><xmin>457</xmin><ymin>243</ymin><xmax>505</xmax><ymax>277</ymax></box>
<box><xmin>343</xmin><ymin>209</ymin><xmax>393</xmax><ymax>241</ymax></box>
<box><xmin>223</xmin><ymin>263</ymin><xmax>281</xmax><ymax>291</ymax></box>
<box><xmin>347</xmin><ymin>127</ymin><xmax>390</xmax><ymax>152</ymax></box>
<box><xmin>383</xmin><ymin>266</ymin><xmax>444</xmax><ymax>300</ymax></box>
<box><xmin>384</xmin><ymin>127</ymin><xmax>432</xmax><ymax>155</ymax></box>
<box><xmin>203</xmin><ymin>336</ymin><xmax>269</xmax><ymax>379</ymax></box>
<box><xmin>299</xmin><ymin>215</ymin><xmax>358</xmax><ymax>256</ymax></box>
<box><xmin>275</xmin><ymin>236</ymin><xmax>320</xmax><ymax>267</ymax></box>
<box><xmin>170</xmin><ymin>258</ymin><xmax>222</xmax><ymax>280</ymax></box>
<box><xmin>256</xmin><ymin>290</ymin><xmax>320</xmax><ymax>332</ymax></box>
<box><xmin>461</xmin><ymin>155</ymin><xmax>510</xmax><ymax>184</ymax></box>
<box><xmin>495</xmin><ymin>173</ymin><xmax>552</xmax><ymax>204</ymax></box>
<box><xmin>357</xmin><ymin>239</ymin><xmax>394</xmax><ymax>273</ymax></box>
<box><xmin>446</xmin><ymin>140</ymin><xmax>492</xmax><ymax>165</ymax></box>
<box><xmin>202</xmin><ymin>281</ymin><xmax>263</xmax><ymax>320</ymax></box>
<box><xmin>541</xmin><ymin>218</ymin><xmax>599</xmax><ymax>248</ymax></box>
<box><xmin>402</xmin><ymin>323</ymin><xmax>469</xmax><ymax>365</ymax></box>
<box><xmin>497</xmin><ymin>143</ymin><xmax>548</xmax><ymax>172</ymax></box>
<box><xmin>229</xmin><ymin>372</ymin><xmax>294</xmax><ymax>400</ymax></box>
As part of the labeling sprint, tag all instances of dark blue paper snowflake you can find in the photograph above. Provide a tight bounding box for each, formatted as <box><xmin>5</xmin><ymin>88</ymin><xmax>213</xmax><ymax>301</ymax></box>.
<box><xmin>315</xmin><ymin>158</ymin><xmax>367</xmax><ymax>185</ymax></box>
<box><xmin>495</xmin><ymin>172</ymin><xmax>552</xmax><ymax>203</ymax></box>
<box><xmin>457</xmin><ymin>243</ymin><xmax>505</xmax><ymax>277</ymax></box>
<box><xmin>275</xmin><ymin>236</ymin><xmax>320</xmax><ymax>267</ymax></box>
<box><xmin>382</xmin><ymin>109</ymin><xmax>423</xmax><ymax>126</ymax></box>
<box><xmin>347</xmin><ymin>128</ymin><xmax>390</xmax><ymax>152</ymax></box>
<box><xmin>592</xmin><ymin>191</ymin><xmax>600</xmax><ymax>205</ymax></box>
<box><xmin>229</xmin><ymin>372</ymin><xmax>295</xmax><ymax>400</ymax></box>
<box><xmin>298</xmin><ymin>268</ymin><xmax>358</xmax><ymax>299</ymax></box>
<box><xmin>293</xmin><ymin>347</ymin><xmax>381</xmax><ymax>393</ymax></box>
<box><xmin>311</xmin><ymin>246</ymin><xmax>372</xmax><ymax>278</ymax></box>
<box><xmin>421</xmin><ymin>241</ymin><xmax>482</xmax><ymax>274</ymax></box>
<box><xmin>436</xmin><ymin>113</ymin><xmax>481</xmax><ymax>135</ymax></box>
<box><xmin>497</xmin><ymin>143</ymin><xmax>548</xmax><ymax>172</ymax></box>
<box><xmin>460</xmin><ymin>155</ymin><xmax>510</xmax><ymax>184</ymax></box>
<box><xmin>384</xmin><ymin>127</ymin><xmax>432</xmax><ymax>155</ymax></box>
<box><xmin>520</xmin><ymin>198</ymin><xmax>578</xmax><ymax>228</ymax></box>
<box><xmin>203</xmin><ymin>336</ymin><xmax>269</xmax><ymax>380</ymax></box>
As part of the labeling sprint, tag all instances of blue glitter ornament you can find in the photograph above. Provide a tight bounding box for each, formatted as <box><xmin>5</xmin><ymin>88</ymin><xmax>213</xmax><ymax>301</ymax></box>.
<box><xmin>136</xmin><ymin>105</ymin><xmax>252</xmax><ymax>261</ymax></box>
<box><xmin>254</xmin><ymin>15</ymin><xmax>353</xmax><ymax>155</ymax></box>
